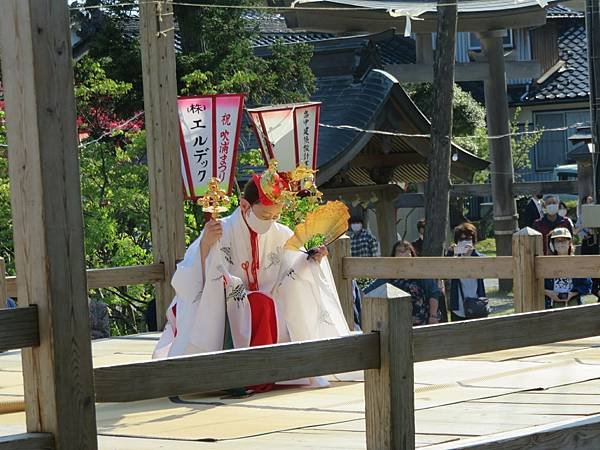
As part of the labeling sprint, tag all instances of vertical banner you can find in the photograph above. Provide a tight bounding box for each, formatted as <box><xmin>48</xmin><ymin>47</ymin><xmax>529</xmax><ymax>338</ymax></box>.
<box><xmin>178</xmin><ymin>94</ymin><xmax>245</xmax><ymax>200</ymax></box>
<box><xmin>247</xmin><ymin>102</ymin><xmax>321</xmax><ymax>172</ymax></box>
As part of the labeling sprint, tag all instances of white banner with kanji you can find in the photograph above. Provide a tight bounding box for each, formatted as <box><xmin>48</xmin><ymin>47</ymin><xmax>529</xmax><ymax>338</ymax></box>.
<box><xmin>178</xmin><ymin>94</ymin><xmax>245</xmax><ymax>200</ymax></box>
<box><xmin>247</xmin><ymin>102</ymin><xmax>320</xmax><ymax>172</ymax></box>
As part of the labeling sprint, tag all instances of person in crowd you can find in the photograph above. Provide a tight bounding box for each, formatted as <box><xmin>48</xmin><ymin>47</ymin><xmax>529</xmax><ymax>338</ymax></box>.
<box><xmin>523</xmin><ymin>193</ymin><xmax>544</xmax><ymax>228</ymax></box>
<box><xmin>446</xmin><ymin>222</ymin><xmax>486</xmax><ymax>322</ymax></box>
<box><xmin>5</xmin><ymin>298</ymin><xmax>16</xmax><ymax>308</ymax></box>
<box><xmin>559</xmin><ymin>201</ymin><xmax>574</xmax><ymax>229</ymax></box>
<box><xmin>348</xmin><ymin>215</ymin><xmax>380</xmax><ymax>257</ymax></box>
<box><xmin>544</xmin><ymin>228</ymin><xmax>591</xmax><ymax>308</ymax></box>
<box><xmin>411</xmin><ymin>219</ymin><xmax>426</xmax><ymax>256</ymax></box>
<box><xmin>409</xmin><ymin>218</ymin><xmax>449</xmax><ymax>322</ymax></box>
<box><xmin>364</xmin><ymin>241</ymin><xmax>441</xmax><ymax>326</ymax></box>
<box><xmin>533</xmin><ymin>195</ymin><xmax>573</xmax><ymax>255</ymax></box>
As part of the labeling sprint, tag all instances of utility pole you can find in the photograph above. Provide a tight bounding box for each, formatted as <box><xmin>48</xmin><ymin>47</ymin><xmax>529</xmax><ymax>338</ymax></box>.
<box><xmin>586</xmin><ymin>0</ymin><xmax>600</xmax><ymax>200</ymax></box>
<box><xmin>422</xmin><ymin>0</ymin><xmax>458</xmax><ymax>257</ymax></box>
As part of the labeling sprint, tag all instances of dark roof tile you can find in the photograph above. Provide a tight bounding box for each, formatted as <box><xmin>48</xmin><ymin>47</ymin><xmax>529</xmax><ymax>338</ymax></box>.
<box><xmin>523</xmin><ymin>19</ymin><xmax>588</xmax><ymax>104</ymax></box>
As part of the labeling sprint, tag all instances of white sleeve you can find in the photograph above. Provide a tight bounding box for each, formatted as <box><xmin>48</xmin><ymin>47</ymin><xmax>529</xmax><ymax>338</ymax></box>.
<box><xmin>171</xmin><ymin>235</ymin><xmax>205</xmax><ymax>304</ymax></box>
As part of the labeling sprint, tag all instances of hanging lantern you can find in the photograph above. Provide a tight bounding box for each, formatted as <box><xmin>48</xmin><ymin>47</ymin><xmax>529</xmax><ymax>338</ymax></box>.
<box><xmin>247</xmin><ymin>102</ymin><xmax>321</xmax><ymax>172</ymax></box>
<box><xmin>177</xmin><ymin>94</ymin><xmax>245</xmax><ymax>200</ymax></box>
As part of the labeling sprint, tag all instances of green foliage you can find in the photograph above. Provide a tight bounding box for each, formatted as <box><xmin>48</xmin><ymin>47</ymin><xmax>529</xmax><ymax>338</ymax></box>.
<box><xmin>455</xmin><ymin>107</ymin><xmax>541</xmax><ymax>183</ymax></box>
<box><xmin>405</xmin><ymin>84</ymin><xmax>541</xmax><ymax>184</ymax></box>
<box><xmin>404</xmin><ymin>83</ymin><xmax>486</xmax><ymax>136</ymax></box>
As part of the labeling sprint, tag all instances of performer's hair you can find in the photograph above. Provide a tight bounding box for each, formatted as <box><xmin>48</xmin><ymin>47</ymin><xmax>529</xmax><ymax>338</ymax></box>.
<box><xmin>243</xmin><ymin>178</ymin><xmax>260</xmax><ymax>205</ymax></box>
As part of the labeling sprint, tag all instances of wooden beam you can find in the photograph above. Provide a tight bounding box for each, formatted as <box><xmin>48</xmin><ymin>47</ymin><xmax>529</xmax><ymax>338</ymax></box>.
<box><xmin>428</xmin><ymin>414</ymin><xmax>600</xmax><ymax>450</ymax></box>
<box><xmin>350</xmin><ymin>153</ymin><xmax>425</xmax><ymax>169</ymax></box>
<box><xmin>94</xmin><ymin>333</ymin><xmax>379</xmax><ymax>402</ymax></box>
<box><xmin>139</xmin><ymin>0</ymin><xmax>186</xmax><ymax>329</ymax></box>
<box><xmin>450</xmin><ymin>180</ymin><xmax>578</xmax><ymax>197</ymax></box>
<box><xmin>5</xmin><ymin>264</ymin><xmax>166</xmax><ymax>298</ymax></box>
<box><xmin>0</xmin><ymin>306</ymin><xmax>39</xmax><ymax>352</ymax></box>
<box><xmin>322</xmin><ymin>183</ymin><xmax>404</xmax><ymax>202</ymax></box>
<box><xmin>386</xmin><ymin>61</ymin><xmax>542</xmax><ymax>83</ymax></box>
<box><xmin>343</xmin><ymin>256</ymin><xmax>514</xmax><ymax>280</ymax></box>
<box><xmin>415</xmin><ymin>33</ymin><xmax>433</xmax><ymax>65</ymax></box>
<box><xmin>375</xmin><ymin>185</ymin><xmax>400</xmax><ymax>256</ymax></box>
<box><xmin>536</xmin><ymin>255</ymin><xmax>600</xmax><ymax>278</ymax></box>
<box><xmin>0</xmin><ymin>433</ymin><xmax>54</xmax><ymax>450</ymax></box>
<box><xmin>363</xmin><ymin>284</ymin><xmax>415</xmax><ymax>450</ymax></box>
<box><xmin>284</xmin><ymin>7</ymin><xmax>547</xmax><ymax>34</ymax></box>
<box><xmin>413</xmin><ymin>302</ymin><xmax>600</xmax><ymax>362</ymax></box>
<box><xmin>0</xmin><ymin>1</ymin><xmax>97</xmax><ymax>447</ymax></box>
<box><xmin>328</xmin><ymin>235</ymin><xmax>354</xmax><ymax>329</ymax></box>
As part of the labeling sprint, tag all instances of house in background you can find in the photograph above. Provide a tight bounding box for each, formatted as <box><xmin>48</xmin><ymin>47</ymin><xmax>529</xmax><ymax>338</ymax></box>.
<box><xmin>454</xmin><ymin>5</ymin><xmax>590</xmax><ymax>183</ymax></box>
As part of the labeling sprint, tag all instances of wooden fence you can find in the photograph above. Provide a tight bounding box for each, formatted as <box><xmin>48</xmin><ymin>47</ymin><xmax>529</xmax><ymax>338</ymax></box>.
<box><xmin>3</xmin><ymin>228</ymin><xmax>600</xmax><ymax>449</ymax></box>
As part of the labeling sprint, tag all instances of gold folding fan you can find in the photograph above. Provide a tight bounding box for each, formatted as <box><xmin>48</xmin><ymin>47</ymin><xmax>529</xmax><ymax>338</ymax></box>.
<box><xmin>284</xmin><ymin>201</ymin><xmax>350</xmax><ymax>252</ymax></box>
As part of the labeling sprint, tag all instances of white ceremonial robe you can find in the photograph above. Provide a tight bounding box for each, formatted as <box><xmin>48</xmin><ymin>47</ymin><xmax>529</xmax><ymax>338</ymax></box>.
<box><xmin>153</xmin><ymin>207</ymin><xmax>350</xmax><ymax>360</ymax></box>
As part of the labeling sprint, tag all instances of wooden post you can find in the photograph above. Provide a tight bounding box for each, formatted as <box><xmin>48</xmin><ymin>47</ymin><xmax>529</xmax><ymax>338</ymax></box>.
<box><xmin>415</xmin><ymin>33</ymin><xmax>433</xmax><ymax>65</ymax></box>
<box><xmin>422</xmin><ymin>1</ymin><xmax>457</xmax><ymax>257</ymax></box>
<box><xmin>585</xmin><ymin>0</ymin><xmax>600</xmax><ymax>200</ymax></box>
<box><xmin>139</xmin><ymin>0</ymin><xmax>186</xmax><ymax>329</ymax></box>
<box><xmin>0</xmin><ymin>258</ymin><xmax>6</xmax><ymax>306</ymax></box>
<box><xmin>512</xmin><ymin>228</ymin><xmax>544</xmax><ymax>313</ymax></box>
<box><xmin>480</xmin><ymin>30</ymin><xmax>518</xmax><ymax>293</ymax></box>
<box><xmin>363</xmin><ymin>283</ymin><xmax>415</xmax><ymax>450</ymax></box>
<box><xmin>0</xmin><ymin>1</ymin><xmax>97</xmax><ymax>448</ymax></box>
<box><xmin>375</xmin><ymin>186</ymin><xmax>399</xmax><ymax>257</ymax></box>
<box><xmin>329</xmin><ymin>235</ymin><xmax>354</xmax><ymax>329</ymax></box>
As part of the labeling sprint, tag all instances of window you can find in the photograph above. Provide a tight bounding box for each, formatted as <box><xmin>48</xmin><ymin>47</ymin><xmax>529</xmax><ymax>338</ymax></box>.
<box><xmin>469</xmin><ymin>30</ymin><xmax>514</xmax><ymax>51</ymax></box>
<box><xmin>533</xmin><ymin>110</ymin><xmax>590</xmax><ymax>171</ymax></box>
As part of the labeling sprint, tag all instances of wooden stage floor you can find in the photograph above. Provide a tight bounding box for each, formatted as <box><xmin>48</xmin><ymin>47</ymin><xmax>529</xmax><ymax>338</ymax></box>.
<box><xmin>3</xmin><ymin>333</ymin><xmax>600</xmax><ymax>449</ymax></box>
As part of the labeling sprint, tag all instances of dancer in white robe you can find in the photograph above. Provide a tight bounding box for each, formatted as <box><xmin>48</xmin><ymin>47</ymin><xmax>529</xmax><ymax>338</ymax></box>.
<box><xmin>153</xmin><ymin>171</ymin><xmax>350</xmax><ymax>385</ymax></box>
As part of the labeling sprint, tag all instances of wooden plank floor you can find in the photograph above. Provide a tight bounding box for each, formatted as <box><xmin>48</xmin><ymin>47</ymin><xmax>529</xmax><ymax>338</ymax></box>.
<box><xmin>3</xmin><ymin>333</ymin><xmax>600</xmax><ymax>448</ymax></box>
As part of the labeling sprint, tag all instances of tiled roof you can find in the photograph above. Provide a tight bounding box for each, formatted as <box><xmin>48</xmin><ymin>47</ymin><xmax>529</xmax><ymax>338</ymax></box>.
<box><xmin>252</xmin><ymin>32</ymin><xmax>336</xmax><ymax>47</ymax></box>
<box><xmin>546</xmin><ymin>5</ymin><xmax>584</xmax><ymax>19</ymax></box>
<box><xmin>239</xmin><ymin>69</ymin><xmax>487</xmax><ymax>185</ymax></box>
<box><xmin>375</xmin><ymin>35</ymin><xmax>416</xmax><ymax>65</ymax></box>
<box><xmin>524</xmin><ymin>19</ymin><xmax>588</xmax><ymax>103</ymax></box>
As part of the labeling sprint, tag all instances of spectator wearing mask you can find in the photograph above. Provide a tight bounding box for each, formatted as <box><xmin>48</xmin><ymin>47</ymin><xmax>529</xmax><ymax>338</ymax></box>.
<box><xmin>364</xmin><ymin>241</ymin><xmax>441</xmax><ymax>325</ymax></box>
<box><xmin>533</xmin><ymin>195</ymin><xmax>573</xmax><ymax>255</ymax></box>
<box><xmin>523</xmin><ymin>194</ymin><xmax>544</xmax><ymax>228</ymax></box>
<box><xmin>446</xmin><ymin>222</ymin><xmax>487</xmax><ymax>322</ymax></box>
<box><xmin>348</xmin><ymin>216</ymin><xmax>380</xmax><ymax>257</ymax></box>
<box><xmin>559</xmin><ymin>201</ymin><xmax>574</xmax><ymax>229</ymax></box>
<box><xmin>544</xmin><ymin>228</ymin><xmax>591</xmax><ymax>308</ymax></box>
<box><xmin>411</xmin><ymin>219</ymin><xmax>426</xmax><ymax>256</ymax></box>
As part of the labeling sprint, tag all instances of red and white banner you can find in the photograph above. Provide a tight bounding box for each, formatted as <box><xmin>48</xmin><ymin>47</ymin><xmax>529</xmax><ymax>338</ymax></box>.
<box><xmin>177</xmin><ymin>94</ymin><xmax>245</xmax><ymax>199</ymax></box>
<box><xmin>247</xmin><ymin>102</ymin><xmax>320</xmax><ymax>172</ymax></box>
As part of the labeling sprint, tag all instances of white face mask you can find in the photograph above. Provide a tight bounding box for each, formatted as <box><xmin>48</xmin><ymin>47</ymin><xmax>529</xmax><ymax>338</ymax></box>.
<box><xmin>559</xmin><ymin>209</ymin><xmax>567</xmax><ymax>217</ymax></box>
<box><xmin>246</xmin><ymin>209</ymin><xmax>274</xmax><ymax>235</ymax></box>
<box><xmin>554</xmin><ymin>241</ymin><xmax>570</xmax><ymax>255</ymax></box>
<box><xmin>350</xmin><ymin>223</ymin><xmax>363</xmax><ymax>232</ymax></box>
<box><xmin>546</xmin><ymin>204</ymin><xmax>559</xmax><ymax>215</ymax></box>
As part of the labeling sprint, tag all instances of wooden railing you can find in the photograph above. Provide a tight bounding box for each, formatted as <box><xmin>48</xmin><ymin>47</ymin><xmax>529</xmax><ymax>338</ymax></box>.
<box><xmin>4</xmin><ymin>229</ymin><xmax>600</xmax><ymax>449</ymax></box>
<box><xmin>4</xmin><ymin>263</ymin><xmax>165</xmax><ymax>298</ymax></box>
